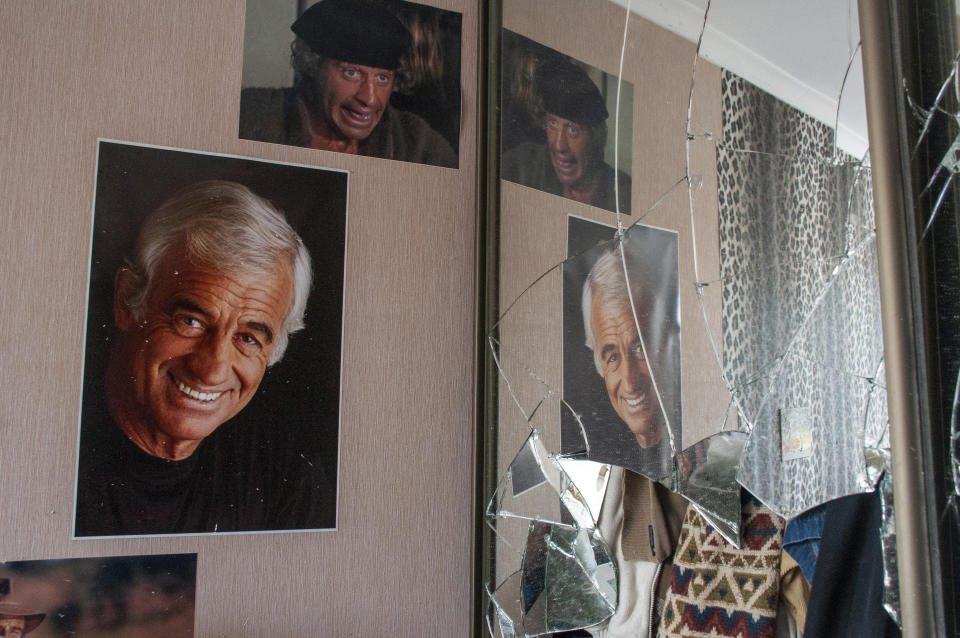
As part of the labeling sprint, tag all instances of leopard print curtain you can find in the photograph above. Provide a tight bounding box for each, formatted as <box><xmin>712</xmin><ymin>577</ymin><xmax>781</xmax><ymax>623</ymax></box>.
<box><xmin>717</xmin><ymin>70</ymin><xmax>887</xmax><ymax>517</ymax></box>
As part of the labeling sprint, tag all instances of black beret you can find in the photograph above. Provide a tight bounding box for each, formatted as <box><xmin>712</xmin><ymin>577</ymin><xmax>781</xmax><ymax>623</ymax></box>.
<box><xmin>536</xmin><ymin>58</ymin><xmax>609</xmax><ymax>126</ymax></box>
<box><xmin>292</xmin><ymin>0</ymin><xmax>412</xmax><ymax>70</ymax></box>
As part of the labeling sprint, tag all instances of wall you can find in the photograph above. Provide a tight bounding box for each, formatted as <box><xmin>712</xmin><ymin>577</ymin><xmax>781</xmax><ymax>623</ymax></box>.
<box><xmin>0</xmin><ymin>1</ymin><xmax>478</xmax><ymax>635</ymax></box>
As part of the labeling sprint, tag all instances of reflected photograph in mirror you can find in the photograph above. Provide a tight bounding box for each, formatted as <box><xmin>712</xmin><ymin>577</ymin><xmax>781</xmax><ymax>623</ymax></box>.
<box><xmin>561</xmin><ymin>216</ymin><xmax>680</xmax><ymax>481</ymax></box>
<box><xmin>501</xmin><ymin>30</ymin><xmax>633</xmax><ymax>216</ymax></box>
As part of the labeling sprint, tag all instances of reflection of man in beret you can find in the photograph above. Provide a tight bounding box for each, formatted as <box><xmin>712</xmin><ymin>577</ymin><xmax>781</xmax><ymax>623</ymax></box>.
<box><xmin>503</xmin><ymin>58</ymin><xmax>631</xmax><ymax>214</ymax></box>
<box><xmin>76</xmin><ymin>181</ymin><xmax>335</xmax><ymax>536</ymax></box>
<box><xmin>239</xmin><ymin>0</ymin><xmax>457</xmax><ymax>168</ymax></box>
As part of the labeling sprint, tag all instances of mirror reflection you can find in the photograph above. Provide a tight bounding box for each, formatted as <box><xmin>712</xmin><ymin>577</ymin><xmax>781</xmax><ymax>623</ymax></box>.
<box><xmin>484</xmin><ymin>0</ymin><xmax>916</xmax><ymax>635</ymax></box>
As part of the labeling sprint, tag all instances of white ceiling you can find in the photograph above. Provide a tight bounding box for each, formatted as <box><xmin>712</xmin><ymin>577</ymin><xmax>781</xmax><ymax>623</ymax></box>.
<box><xmin>610</xmin><ymin>0</ymin><xmax>869</xmax><ymax>157</ymax></box>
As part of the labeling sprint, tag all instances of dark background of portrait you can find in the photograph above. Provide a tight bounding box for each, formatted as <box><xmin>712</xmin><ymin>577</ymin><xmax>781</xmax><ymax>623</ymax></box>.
<box><xmin>500</xmin><ymin>30</ymin><xmax>633</xmax><ymax>183</ymax></box>
<box><xmin>561</xmin><ymin>215</ymin><xmax>681</xmax><ymax>477</ymax></box>
<box><xmin>0</xmin><ymin>554</ymin><xmax>197</xmax><ymax>637</ymax></box>
<box><xmin>80</xmin><ymin>141</ymin><xmax>346</xmax><ymax>527</ymax></box>
<box><xmin>240</xmin><ymin>0</ymin><xmax>462</xmax><ymax>157</ymax></box>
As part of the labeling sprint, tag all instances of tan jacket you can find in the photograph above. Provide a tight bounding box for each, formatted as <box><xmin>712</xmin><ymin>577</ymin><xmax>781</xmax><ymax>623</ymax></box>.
<box><xmin>589</xmin><ymin>467</ymin><xmax>689</xmax><ymax>638</ymax></box>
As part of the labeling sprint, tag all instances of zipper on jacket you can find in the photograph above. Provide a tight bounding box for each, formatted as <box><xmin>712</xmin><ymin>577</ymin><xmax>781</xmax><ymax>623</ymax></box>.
<box><xmin>648</xmin><ymin>561</ymin><xmax>664</xmax><ymax>638</ymax></box>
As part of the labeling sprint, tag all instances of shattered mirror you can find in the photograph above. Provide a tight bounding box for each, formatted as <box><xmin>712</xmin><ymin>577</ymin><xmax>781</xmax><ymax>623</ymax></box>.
<box><xmin>478</xmin><ymin>0</ymin><xmax>949</xmax><ymax>634</ymax></box>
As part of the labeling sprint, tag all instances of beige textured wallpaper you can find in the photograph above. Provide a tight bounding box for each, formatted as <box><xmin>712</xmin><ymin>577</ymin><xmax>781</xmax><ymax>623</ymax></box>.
<box><xmin>496</xmin><ymin>0</ymin><xmax>728</xmax><ymax>484</ymax></box>
<box><xmin>0</xmin><ymin>1</ymin><xmax>478</xmax><ymax>635</ymax></box>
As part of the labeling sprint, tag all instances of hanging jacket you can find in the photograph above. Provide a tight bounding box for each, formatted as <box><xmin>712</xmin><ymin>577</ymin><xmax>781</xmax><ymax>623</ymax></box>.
<box><xmin>588</xmin><ymin>467</ymin><xmax>688</xmax><ymax>638</ymax></box>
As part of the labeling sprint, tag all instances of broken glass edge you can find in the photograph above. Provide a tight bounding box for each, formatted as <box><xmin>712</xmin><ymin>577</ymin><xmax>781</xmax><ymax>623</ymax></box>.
<box><xmin>735</xmin><ymin>231</ymin><xmax>880</xmax><ymax>431</ymax></box>
<box><xmin>490</xmin><ymin>0</ymin><xmax>891</xmax><ymax>629</ymax></box>
<box><xmin>541</xmin><ymin>525</ymin><xmax>618</xmax><ymax>631</ymax></box>
<box><xmin>879</xmin><ymin>470</ymin><xmax>902</xmax><ymax>628</ymax></box>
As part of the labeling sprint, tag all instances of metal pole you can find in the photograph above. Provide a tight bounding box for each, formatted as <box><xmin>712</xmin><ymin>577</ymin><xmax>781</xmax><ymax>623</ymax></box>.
<box><xmin>858</xmin><ymin>1</ymin><xmax>948</xmax><ymax>635</ymax></box>
<box><xmin>474</xmin><ymin>0</ymin><xmax>502</xmax><ymax>635</ymax></box>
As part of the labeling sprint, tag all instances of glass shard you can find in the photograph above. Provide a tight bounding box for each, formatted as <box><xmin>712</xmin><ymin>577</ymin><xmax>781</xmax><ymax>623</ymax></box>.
<box><xmin>487</xmin><ymin>590</ymin><xmax>517</xmax><ymax>638</ymax></box>
<box><xmin>862</xmin><ymin>360</ymin><xmax>890</xmax><ymax>491</ymax></box>
<box><xmin>939</xmin><ymin>136</ymin><xmax>960</xmax><ymax>174</ymax></box>
<box><xmin>487</xmin><ymin>430</ymin><xmax>618</xmax><ymax>636</ymax></box>
<box><xmin>517</xmin><ymin>522</ymin><xmax>618</xmax><ymax>635</ymax></box>
<box><xmin>674</xmin><ymin>431</ymin><xmax>748</xmax><ymax>546</ymax></box>
<box><xmin>906</xmin><ymin>52</ymin><xmax>960</xmax><ymax>237</ymax></box>
<box><xmin>879</xmin><ymin>471</ymin><xmax>901</xmax><ymax>628</ymax></box>
<box><xmin>511</xmin><ymin>434</ymin><xmax>549</xmax><ymax>497</ymax></box>
<box><xmin>488</xmin><ymin>572</ymin><xmax>525</xmax><ymax>638</ymax></box>
<box><xmin>543</xmin><ymin>525</ymin><xmax>618</xmax><ymax>629</ymax></box>
<box><xmin>557</xmin><ymin>459</ymin><xmax>611</xmax><ymax>528</ymax></box>
<box><xmin>952</xmin><ymin>369</ymin><xmax>960</xmax><ymax>511</ymax></box>
<box><xmin>489</xmin><ymin>430</ymin><xmax>595</xmax><ymax>530</ymax></box>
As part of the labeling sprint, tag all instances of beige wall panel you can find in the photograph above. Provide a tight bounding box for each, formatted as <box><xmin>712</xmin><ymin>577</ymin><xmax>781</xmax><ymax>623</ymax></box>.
<box><xmin>498</xmin><ymin>0</ymin><xmax>728</xmax><ymax>488</ymax></box>
<box><xmin>0</xmin><ymin>1</ymin><xmax>478</xmax><ymax>635</ymax></box>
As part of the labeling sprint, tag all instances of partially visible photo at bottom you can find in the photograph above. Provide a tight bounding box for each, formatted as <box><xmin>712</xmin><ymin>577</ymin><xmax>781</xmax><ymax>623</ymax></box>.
<box><xmin>0</xmin><ymin>553</ymin><xmax>196</xmax><ymax>637</ymax></box>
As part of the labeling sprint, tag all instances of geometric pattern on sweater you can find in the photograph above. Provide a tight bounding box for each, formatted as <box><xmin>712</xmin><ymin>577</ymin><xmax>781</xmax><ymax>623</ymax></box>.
<box><xmin>659</xmin><ymin>498</ymin><xmax>785</xmax><ymax>637</ymax></box>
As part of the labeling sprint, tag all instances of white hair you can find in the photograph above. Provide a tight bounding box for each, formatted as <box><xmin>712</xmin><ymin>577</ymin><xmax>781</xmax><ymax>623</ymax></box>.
<box><xmin>581</xmin><ymin>246</ymin><xmax>649</xmax><ymax>375</ymax></box>
<box><xmin>120</xmin><ymin>180</ymin><xmax>312</xmax><ymax>365</ymax></box>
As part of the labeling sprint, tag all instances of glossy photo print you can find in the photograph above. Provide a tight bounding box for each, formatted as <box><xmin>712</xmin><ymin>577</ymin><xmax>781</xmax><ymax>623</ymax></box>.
<box><xmin>501</xmin><ymin>30</ymin><xmax>633</xmax><ymax>215</ymax></box>
<box><xmin>75</xmin><ymin>141</ymin><xmax>347</xmax><ymax>537</ymax></box>
<box><xmin>0</xmin><ymin>554</ymin><xmax>197</xmax><ymax>637</ymax></box>
<box><xmin>561</xmin><ymin>216</ymin><xmax>680</xmax><ymax>480</ymax></box>
<box><xmin>239</xmin><ymin>0</ymin><xmax>462</xmax><ymax>168</ymax></box>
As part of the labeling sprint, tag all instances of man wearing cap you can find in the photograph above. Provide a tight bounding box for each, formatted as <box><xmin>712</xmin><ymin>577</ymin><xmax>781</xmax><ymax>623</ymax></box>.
<box><xmin>0</xmin><ymin>581</ymin><xmax>44</xmax><ymax>638</ymax></box>
<box><xmin>0</xmin><ymin>608</ymin><xmax>43</xmax><ymax>637</ymax></box>
<box><xmin>239</xmin><ymin>0</ymin><xmax>457</xmax><ymax>168</ymax></box>
<box><xmin>503</xmin><ymin>58</ymin><xmax>631</xmax><ymax>214</ymax></box>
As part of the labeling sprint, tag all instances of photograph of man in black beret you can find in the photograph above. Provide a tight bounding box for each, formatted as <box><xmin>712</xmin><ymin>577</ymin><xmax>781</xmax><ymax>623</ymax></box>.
<box><xmin>501</xmin><ymin>31</ymin><xmax>633</xmax><ymax>215</ymax></box>
<box><xmin>239</xmin><ymin>0</ymin><xmax>461</xmax><ymax>169</ymax></box>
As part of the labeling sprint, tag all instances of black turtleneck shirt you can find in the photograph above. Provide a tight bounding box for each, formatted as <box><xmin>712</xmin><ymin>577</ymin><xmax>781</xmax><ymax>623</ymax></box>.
<box><xmin>75</xmin><ymin>390</ymin><xmax>335</xmax><ymax>536</ymax></box>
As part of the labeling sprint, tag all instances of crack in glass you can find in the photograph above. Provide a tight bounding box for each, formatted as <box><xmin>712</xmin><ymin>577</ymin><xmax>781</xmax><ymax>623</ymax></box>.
<box><xmin>488</xmin><ymin>0</ymin><xmax>895</xmax><ymax>632</ymax></box>
<box><xmin>879</xmin><ymin>469</ymin><xmax>901</xmax><ymax>628</ymax></box>
<box><xmin>904</xmin><ymin>41</ymin><xmax>960</xmax><ymax>631</ymax></box>
<box><xmin>907</xmin><ymin>50</ymin><xmax>960</xmax><ymax>238</ymax></box>
<box><xmin>486</xmin><ymin>431</ymin><xmax>618</xmax><ymax>635</ymax></box>
<box><xmin>953</xmin><ymin>370</ymin><xmax>960</xmax><ymax>514</ymax></box>
<box><xmin>687</xmin><ymin>5</ymin><xmax>888</xmax><ymax>521</ymax></box>
<box><xmin>672</xmin><ymin>431</ymin><xmax>747</xmax><ymax>546</ymax></box>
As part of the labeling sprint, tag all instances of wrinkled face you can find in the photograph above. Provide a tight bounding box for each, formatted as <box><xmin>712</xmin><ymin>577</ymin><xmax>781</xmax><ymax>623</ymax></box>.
<box><xmin>318</xmin><ymin>59</ymin><xmax>394</xmax><ymax>141</ymax></box>
<box><xmin>114</xmin><ymin>250</ymin><xmax>292</xmax><ymax>451</ymax></box>
<box><xmin>0</xmin><ymin>618</ymin><xmax>25</xmax><ymax>638</ymax></box>
<box><xmin>545</xmin><ymin>113</ymin><xmax>594</xmax><ymax>187</ymax></box>
<box><xmin>591</xmin><ymin>298</ymin><xmax>663</xmax><ymax>448</ymax></box>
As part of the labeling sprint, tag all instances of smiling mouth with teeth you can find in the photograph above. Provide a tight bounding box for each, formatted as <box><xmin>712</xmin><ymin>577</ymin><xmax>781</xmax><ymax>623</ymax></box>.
<box><xmin>626</xmin><ymin>392</ymin><xmax>647</xmax><ymax>408</ymax></box>
<box><xmin>177</xmin><ymin>380</ymin><xmax>223</xmax><ymax>402</ymax></box>
<box><xmin>346</xmin><ymin>109</ymin><xmax>371</xmax><ymax>120</ymax></box>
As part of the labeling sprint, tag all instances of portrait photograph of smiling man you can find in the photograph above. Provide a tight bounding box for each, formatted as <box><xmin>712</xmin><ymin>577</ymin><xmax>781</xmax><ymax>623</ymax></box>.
<box><xmin>238</xmin><ymin>0</ymin><xmax>461</xmax><ymax>168</ymax></box>
<box><xmin>75</xmin><ymin>142</ymin><xmax>347</xmax><ymax>537</ymax></box>
<box><xmin>561</xmin><ymin>216</ymin><xmax>680</xmax><ymax>480</ymax></box>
